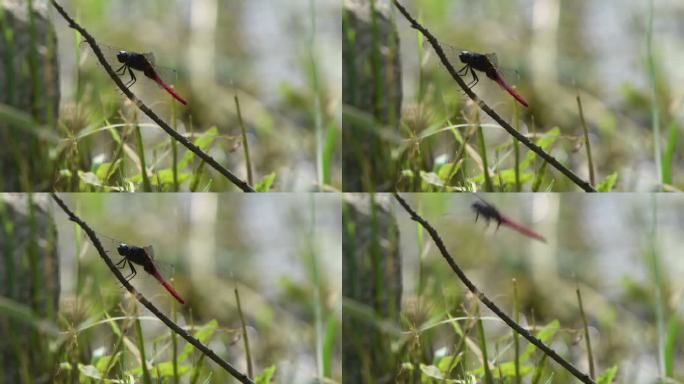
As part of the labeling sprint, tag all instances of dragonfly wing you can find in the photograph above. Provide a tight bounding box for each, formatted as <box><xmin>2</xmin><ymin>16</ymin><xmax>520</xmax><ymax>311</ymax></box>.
<box><xmin>141</xmin><ymin>52</ymin><xmax>156</xmax><ymax>66</ymax></box>
<box><xmin>485</xmin><ymin>53</ymin><xmax>498</xmax><ymax>68</ymax></box>
<box><xmin>143</xmin><ymin>245</ymin><xmax>155</xmax><ymax>260</ymax></box>
<box><xmin>439</xmin><ymin>42</ymin><xmax>465</xmax><ymax>65</ymax></box>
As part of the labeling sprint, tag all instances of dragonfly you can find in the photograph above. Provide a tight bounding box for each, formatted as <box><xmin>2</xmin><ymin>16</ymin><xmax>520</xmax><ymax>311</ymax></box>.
<box><xmin>80</xmin><ymin>42</ymin><xmax>188</xmax><ymax>106</ymax></box>
<box><xmin>471</xmin><ymin>196</ymin><xmax>546</xmax><ymax>243</ymax></box>
<box><xmin>441</xmin><ymin>43</ymin><xmax>529</xmax><ymax>108</ymax></box>
<box><xmin>92</xmin><ymin>232</ymin><xmax>186</xmax><ymax>304</ymax></box>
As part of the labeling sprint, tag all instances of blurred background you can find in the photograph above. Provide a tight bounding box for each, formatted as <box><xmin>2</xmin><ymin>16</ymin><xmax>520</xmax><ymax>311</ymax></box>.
<box><xmin>392</xmin><ymin>193</ymin><xmax>683</xmax><ymax>383</ymax></box>
<box><xmin>51</xmin><ymin>193</ymin><xmax>341</xmax><ymax>382</ymax></box>
<box><xmin>1</xmin><ymin>0</ymin><xmax>341</xmax><ymax>191</ymax></box>
<box><xmin>343</xmin><ymin>0</ymin><xmax>684</xmax><ymax>191</ymax></box>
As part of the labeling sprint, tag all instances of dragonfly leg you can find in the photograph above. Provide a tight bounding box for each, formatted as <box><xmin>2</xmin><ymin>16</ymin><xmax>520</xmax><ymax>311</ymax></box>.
<box><xmin>121</xmin><ymin>261</ymin><xmax>137</xmax><ymax>282</ymax></box>
<box><xmin>467</xmin><ymin>71</ymin><xmax>479</xmax><ymax>89</ymax></box>
<box><xmin>127</xmin><ymin>263</ymin><xmax>137</xmax><ymax>282</ymax></box>
<box><xmin>115</xmin><ymin>257</ymin><xmax>127</xmax><ymax>268</ymax></box>
<box><xmin>457</xmin><ymin>64</ymin><xmax>469</xmax><ymax>76</ymax></box>
<box><xmin>122</xmin><ymin>66</ymin><xmax>137</xmax><ymax>89</ymax></box>
<box><xmin>459</xmin><ymin>66</ymin><xmax>475</xmax><ymax>87</ymax></box>
<box><xmin>115</xmin><ymin>63</ymin><xmax>127</xmax><ymax>76</ymax></box>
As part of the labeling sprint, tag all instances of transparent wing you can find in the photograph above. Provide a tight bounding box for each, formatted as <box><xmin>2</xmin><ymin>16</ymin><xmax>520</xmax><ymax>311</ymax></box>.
<box><xmin>140</xmin><ymin>245</ymin><xmax>176</xmax><ymax>276</ymax></box>
<box><xmin>432</xmin><ymin>41</ymin><xmax>466</xmax><ymax>68</ymax></box>
<box><xmin>80</xmin><ymin>41</ymin><xmax>178</xmax><ymax>84</ymax></box>
<box><xmin>143</xmin><ymin>245</ymin><xmax>155</xmax><ymax>260</ymax></box>
<box><xmin>86</xmin><ymin>231</ymin><xmax>124</xmax><ymax>255</ymax></box>
<box><xmin>485</xmin><ymin>53</ymin><xmax>498</xmax><ymax>68</ymax></box>
<box><xmin>140</xmin><ymin>52</ymin><xmax>155</xmax><ymax>66</ymax></box>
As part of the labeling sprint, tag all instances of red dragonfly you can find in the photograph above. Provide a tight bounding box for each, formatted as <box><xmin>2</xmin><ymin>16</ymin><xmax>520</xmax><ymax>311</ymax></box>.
<box><xmin>90</xmin><ymin>232</ymin><xmax>185</xmax><ymax>304</ymax></box>
<box><xmin>471</xmin><ymin>197</ymin><xmax>546</xmax><ymax>243</ymax></box>
<box><xmin>114</xmin><ymin>242</ymin><xmax>185</xmax><ymax>304</ymax></box>
<box><xmin>441</xmin><ymin>42</ymin><xmax>528</xmax><ymax>108</ymax></box>
<box><xmin>81</xmin><ymin>42</ymin><xmax>188</xmax><ymax>105</ymax></box>
<box><xmin>114</xmin><ymin>50</ymin><xmax>187</xmax><ymax>106</ymax></box>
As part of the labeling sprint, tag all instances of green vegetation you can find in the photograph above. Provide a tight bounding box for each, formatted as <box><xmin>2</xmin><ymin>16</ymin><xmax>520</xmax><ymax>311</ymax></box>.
<box><xmin>0</xmin><ymin>194</ymin><xmax>341</xmax><ymax>383</ymax></box>
<box><xmin>343</xmin><ymin>0</ymin><xmax>682</xmax><ymax>192</ymax></box>
<box><xmin>1</xmin><ymin>0</ymin><xmax>340</xmax><ymax>192</ymax></box>
<box><xmin>344</xmin><ymin>194</ymin><xmax>683</xmax><ymax>382</ymax></box>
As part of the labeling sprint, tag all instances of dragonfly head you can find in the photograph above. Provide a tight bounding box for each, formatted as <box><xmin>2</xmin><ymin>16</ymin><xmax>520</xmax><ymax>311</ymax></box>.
<box><xmin>458</xmin><ymin>50</ymin><xmax>471</xmax><ymax>63</ymax></box>
<box><xmin>116</xmin><ymin>51</ymin><xmax>128</xmax><ymax>63</ymax></box>
<box><xmin>116</xmin><ymin>243</ymin><xmax>129</xmax><ymax>255</ymax></box>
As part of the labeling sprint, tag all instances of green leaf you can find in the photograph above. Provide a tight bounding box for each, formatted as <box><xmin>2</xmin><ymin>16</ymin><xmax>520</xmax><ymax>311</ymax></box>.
<box><xmin>94</xmin><ymin>161</ymin><xmax>116</xmax><ymax>181</ymax></box>
<box><xmin>153</xmin><ymin>169</ymin><xmax>192</xmax><ymax>186</ymax></box>
<box><xmin>436</xmin><ymin>353</ymin><xmax>463</xmax><ymax>374</ymax></box>
<box><xmin>596</xmin><ymin>173</ymin><xmax>618</xmax><ymax>192</ymax></box>
<box><xmin>179</xmin><ymin>320</ymin><xmax>218</xmax><ymax>361</ymax></box>
<box><xmin>78</xmin><ymin>364</ymin><xmax>102</xmax><ymax>380</ymax></box>
<box><xmin>146</xmin><ymin>362</ymin><xmax>192</xmax><ymax>377</ymax></box>
<box><xmin>255</xmin><ymin>365</ymin><xmax>276</xmax><ymax>384</ymax></box>
<box><xmin>596</xmin><ymin>366</ymin><xmax>618</xmax><ymax>384</ymax></box>
<box><xmin>78</xmin><ymin>171</ymin><xmax>102</xmax><ymax>187</ymax></box>
<box><xmin>178</xmin><ymin>127</ymin><xmax>219</xmax><ymax>169</ymax></box>
<box><xmin>255</xmin><ymin>172</ymin><xmax>276</xmax><ymax>192</ymax></box>
<box><xmin>494</xmin><ymin>362</ymin><xmax>534</xmax><ymax>377</ymax></box>
<box><xmin>94</xmin><ymin>353</ymin><xmax>120</xmax><ymax>374</ymax></box>
<box><xmin>664</xmin><ymin>315</ymin><xmax>679</xmax><ymax>376</ymax></box>
<box><xmin>520</xmin><ymin>127</ymin><xmax>560</xmax><ymax>169</ymax></box>
<box><xmin>420</xmin><ymin>363</ymin><xmax>446</xmax><ymax>380</ymax></box>
<box><xmin>494</xmin><ymin>169</ymin><xmax>534</xmax><ymax>185</ymax></box>
<box><xmin>521</xmin><ymin>320</ymin><xmax>560</xmax><ymax>362</ymax></box>
<box><xmin>420</xmin><ymin>171</ymin><xmax>444</xmax><ymax>188</ymax></box>
<box><xmin>322</xmin><ymin>119</ymin><xmax>339</xmax><ymax>186</ymax></box>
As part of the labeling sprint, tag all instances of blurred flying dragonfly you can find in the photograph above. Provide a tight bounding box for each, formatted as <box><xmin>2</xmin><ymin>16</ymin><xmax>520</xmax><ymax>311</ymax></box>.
<box><xmin>80</xmin><ymin>42</ymin><xmax>188</xmax><ymax>106</ymax></box>
<box><xmin>441</xmin><ymin>42</ymin><xmax>529</xmax><ymax>108</ymax></box>
<box><xmin>471</xmin><ymin>196</ymin><xmax>546</xmax><ymax>243</ymax></box>
<box><xmin>94</xmin><ymin>233</ymin><xmax>186</xmax><ymax>304</ymax></box>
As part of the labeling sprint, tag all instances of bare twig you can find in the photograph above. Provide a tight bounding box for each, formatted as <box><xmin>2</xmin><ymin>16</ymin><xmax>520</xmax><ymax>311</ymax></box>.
<box><xmin>576</xmin><ymin>287</ymin><xmax>595</xmax><ymax>379</ymax></box>
<box><xmin>51</xmin><ymin>194</ymin><xmax>255</xmax><ymax>384</ymax></box>
<box><xmin>576</xmin><ymin>94</ymin><xmax>595</xmax><ymax>185</ymax></box>
<box><xmin>234</xmin><ymin>95</ymin><xmax>253</xmax><ymax>186</ymax></box>
<box><xmin>392</xmin><ymin>1</ymin><xmax>596</xmax><ymax>192</ymax></box>
<box><xmin>50</xmin><ymin>0</ymin><xmax>254</xmax><ymax>192</ymax></box>
<box><xmin>234</xmin><ymin>285</ymin><xmax>254</xmax><ymax>378</ymax></box>
<box><xmin>393</xmin><ymin>193</ymin><xmax>596</xmax><ymax>384</ymax></box>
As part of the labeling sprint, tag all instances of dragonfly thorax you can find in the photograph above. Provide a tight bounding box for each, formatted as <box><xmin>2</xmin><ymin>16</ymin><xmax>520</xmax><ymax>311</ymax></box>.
<box><xmin>472</xmin><ymin>201</ymin><xmax>503</xmax><ymax>225</ymax></box>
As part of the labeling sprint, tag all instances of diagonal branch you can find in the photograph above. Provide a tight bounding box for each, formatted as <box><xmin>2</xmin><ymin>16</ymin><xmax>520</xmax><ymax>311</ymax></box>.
<box><xmin>51</xmin><ymin>194</ymin><xmax>255</xmax><ymax>384</ymax></box>
<box><xmin>393</xmin><ymin>193</ymin><xmax>596</xmax><ymax>384</ymax></box>
<box><xmin>50</xmin><ymin>0</ymin><xmax>254</xmax><ymax>192</ymax></box>
<box><xmin>392</xmin><ymin>1</ymin><xmax>596</xmax><ymax>192</ymax></box>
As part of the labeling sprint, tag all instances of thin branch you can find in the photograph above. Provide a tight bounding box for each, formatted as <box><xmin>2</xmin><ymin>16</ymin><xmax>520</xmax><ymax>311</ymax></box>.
<box><xmin>234</xmin><ymin>95</ymin><xmax>253</xmax><ymax>186</ymax></box>
<box><xmin>576</xmin><ymin>94</ymin><xmax>595</xmax><ymax>185</ymax></box>
<box><xmin>393</xmin><ymin>193</ymin><xmax>596</xmax><ymax>384</ymax></box>
<box><xmin>51</xmin><ymin>194</ymin><xmax>255</xmax><ymax>384</ymax></box>
<box><xmin>50</xmin><ymin>0</ymin><xmax>254</xmax><ymax>192</ymax></box>
<box><xmin>392</xmin><ymin>1</ymin><xmax>596</xmax><ymax>192</ymax></box>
